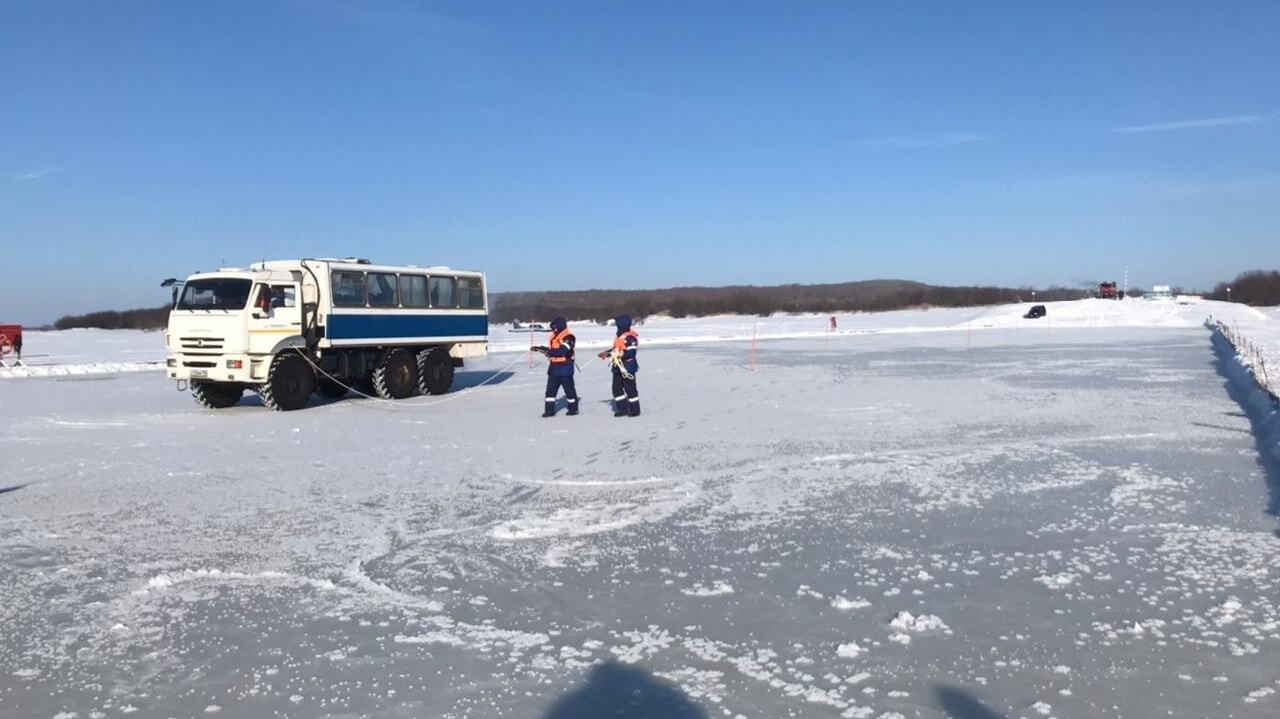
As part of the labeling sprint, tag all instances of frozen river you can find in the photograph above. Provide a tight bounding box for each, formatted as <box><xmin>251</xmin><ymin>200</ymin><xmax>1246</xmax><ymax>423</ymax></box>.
<box><xmin>2</xmin><ymin>326</ymin><xmax>1279</xmax><ymax>718</ymax></box>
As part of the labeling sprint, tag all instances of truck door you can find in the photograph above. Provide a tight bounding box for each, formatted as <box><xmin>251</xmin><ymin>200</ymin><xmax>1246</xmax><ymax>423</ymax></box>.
<box><xmin>248</xmin><ymin>283</ymin><xmax>304</xmax><ymax>352</ymax></box>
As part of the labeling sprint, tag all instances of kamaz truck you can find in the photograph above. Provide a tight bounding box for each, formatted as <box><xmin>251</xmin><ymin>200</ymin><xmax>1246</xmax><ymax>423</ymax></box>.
<box><xmin>165</xmin><ymin>258</ymin><xmax>488</xmax><ymax>410</ymax></box>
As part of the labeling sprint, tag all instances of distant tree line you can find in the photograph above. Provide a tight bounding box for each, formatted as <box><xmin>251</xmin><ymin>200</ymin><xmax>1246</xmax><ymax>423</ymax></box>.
<box><xmin>1208</xmin><ymin>270</ymin><xmax>1280</xmax><ymax>306</ymax></box>
<box><xmin>489</xmin><ymin>280</ymin><xmax>1088</xmax><ymax>324</ymax></box>
<box><xmin>54</xmin><ymin>305</ymin><xmax>171</xmax><ymax>331</ymax></box>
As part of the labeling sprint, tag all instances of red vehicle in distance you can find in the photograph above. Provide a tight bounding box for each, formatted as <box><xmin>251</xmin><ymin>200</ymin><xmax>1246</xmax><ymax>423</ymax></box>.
<box><xmin>0</xmin><ymin>323</ymin><xmax>21</xmax><ymax>361</ymax></box>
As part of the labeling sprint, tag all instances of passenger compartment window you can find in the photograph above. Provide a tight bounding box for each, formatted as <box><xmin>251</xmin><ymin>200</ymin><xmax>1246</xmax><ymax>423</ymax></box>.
<box><xmin>332</xmin><ymin>272</ymin><xmax>366</xmax><ymax>307</ymax></box>
<box><xmin>429</xmin><ymin>276</ymin><xmax>456</xmax><ymax>308</ymax></box>
<box><xmin>399</xmin><ymin>275</ymin><xmax>428</xmax><ymax>308</ymax></box>
<box><xmin>367</xmin><ymin>272</ymin><xmax>398</xmax><ymax>308</ymax></box>
<box><xmin>457</xmin><ymin>277</ymin><xmax>485</xmax><ymax>309</ymax></box>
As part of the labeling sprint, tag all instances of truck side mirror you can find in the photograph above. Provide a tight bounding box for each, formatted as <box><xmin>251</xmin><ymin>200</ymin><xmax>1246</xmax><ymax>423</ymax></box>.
<box><xmin>161</xmin><ymin>278</ymin><xmax>183</xmax><ymax>308</ymax></box>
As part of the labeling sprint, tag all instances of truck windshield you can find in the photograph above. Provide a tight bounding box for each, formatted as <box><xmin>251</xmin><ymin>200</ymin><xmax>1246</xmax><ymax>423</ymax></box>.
<box><xmin>177</xmin><ymin>279</ymin><xmax>253</xmax><ymax>311</ymax></box>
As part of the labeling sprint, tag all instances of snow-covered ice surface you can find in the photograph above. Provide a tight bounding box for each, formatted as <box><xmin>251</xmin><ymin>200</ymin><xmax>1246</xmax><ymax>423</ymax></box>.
<box><xmin>3</xmin><ymin>301</ymin><xmax>1280</xmax><ymax>718</ymax></box>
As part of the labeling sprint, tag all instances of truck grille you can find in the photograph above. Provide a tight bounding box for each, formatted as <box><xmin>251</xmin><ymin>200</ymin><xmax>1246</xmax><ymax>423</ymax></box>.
<box><xmin>180</xmin><ymin>336</ymin><xmax>225</xmax><ymax>350</ymax></box>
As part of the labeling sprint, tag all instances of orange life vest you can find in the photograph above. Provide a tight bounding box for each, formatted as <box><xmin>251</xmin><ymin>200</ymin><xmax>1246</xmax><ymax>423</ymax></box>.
<box><xmin>548</xmin><ymin>328</ymin><xmax>574</xmax><ymax>363</ymax></box>
<box><xmin>612</xmin><ymin>330</ymin><xmax>638</xmax><ymax>353</ymax></box>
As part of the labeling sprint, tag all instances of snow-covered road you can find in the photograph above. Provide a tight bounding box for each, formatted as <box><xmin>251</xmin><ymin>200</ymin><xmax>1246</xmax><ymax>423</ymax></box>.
<box><xmin>3</xmin><ymin>321</ymin><xmax>1280</xmax><ymax>719</ymax></box>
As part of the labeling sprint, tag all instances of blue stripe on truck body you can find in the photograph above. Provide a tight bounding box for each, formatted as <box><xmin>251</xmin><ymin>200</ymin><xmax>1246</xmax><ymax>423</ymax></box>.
<box><xmin>326</xmin><ymin>313</ymin><xmax>488</xmax><ymax>342</ymax></box>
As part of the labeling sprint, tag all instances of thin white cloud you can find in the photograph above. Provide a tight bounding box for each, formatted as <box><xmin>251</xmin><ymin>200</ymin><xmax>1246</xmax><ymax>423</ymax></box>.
<box><xmin>855</xmin><ymin>132</ymin><xmax>987</xmax><ymax>150</ymax></box>
<box><xmin>1106</xmin><ymin>114</ymin><xmax>1268</xmax><ymax>134</ymax></box>
<box><xmin>15</xmin><ymin>167</ymin><xmax>57</xmax><ymax>181</ymax></box>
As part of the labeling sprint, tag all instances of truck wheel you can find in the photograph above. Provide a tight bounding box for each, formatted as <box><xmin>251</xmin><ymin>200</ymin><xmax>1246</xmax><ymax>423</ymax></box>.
<box><xmin>373</xmin><ymin>349</ymin><xmax>418</xmax><ymax>399</ymax></box>
<box><xmin>192</xmin><ymin>381</ymin><xmax>243</xmax><ymax>409</ymax></box>
<box><xmin>314</xmin><ymin>376</ymin><xmax>348</xmax><ymax>399</ymax></box>
<box><xmin>259</xmin><ymin>353</ymin><xmax>315</xmax><ymax>411</ymax></box>
<box><xmin>418</xmin><ymin>348</ymin><xmax>454</xmax><ymax>395</ymax></box>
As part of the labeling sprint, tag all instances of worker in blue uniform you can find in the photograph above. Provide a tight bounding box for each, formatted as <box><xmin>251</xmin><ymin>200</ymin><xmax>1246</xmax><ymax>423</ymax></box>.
<box><xmin>532</xmin><ymin>316</ymin><xmax>578</xmax><ymax>417</ymax></box>
<box><xmin>598</xmin><ymin>314</ymin><xmax>640</xmax><ymax>417</ymax></box>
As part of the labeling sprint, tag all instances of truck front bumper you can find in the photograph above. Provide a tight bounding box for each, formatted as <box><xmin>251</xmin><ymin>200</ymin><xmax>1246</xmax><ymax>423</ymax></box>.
<box><xmin>167</xmin><ymin>353</ymin><xmax>268</xmax><ymax>384</ymax></box>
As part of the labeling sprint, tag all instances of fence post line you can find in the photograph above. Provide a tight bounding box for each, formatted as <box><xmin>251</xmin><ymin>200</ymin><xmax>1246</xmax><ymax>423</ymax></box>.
<box><xmin>1212</xmin><ymin>316</ymin><xmax>1277</xmax><ymax>401</ymax></box>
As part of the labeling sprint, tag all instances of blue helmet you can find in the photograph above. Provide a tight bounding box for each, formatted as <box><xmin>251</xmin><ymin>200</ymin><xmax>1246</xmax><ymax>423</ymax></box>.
<box><xmin>550</xmin><ymin>316</ymin><xmax>568</xmax><ymax>332</ymax></box>
<box><xmin>614</xmin><ymin>314</ymin><xmax>632</xmax><ymax>334</ymax></box>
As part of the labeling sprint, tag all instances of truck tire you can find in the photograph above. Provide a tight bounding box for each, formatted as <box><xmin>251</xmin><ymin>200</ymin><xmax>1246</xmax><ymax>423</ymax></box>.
<box><xmin>259</xmin><ymin>353</ymin><xmax>315</xmax><ymax>411</ymax></box>
<box><xmin>314</xmin><ymin>376</ymin><xmax>348</xmax><ymax>399</ymax></box>
<box><xmin>373</xmin><ymin>348</ymin><xmax>418</xmax><ymax>399</ymax></box>
<box><xmin>191</xmin><ymin>381</ymin><xmax>243</xmax><ymax>409</ymax></box>
<box><xmin>418</xmin><ymin>348</ymin><xmax>454</xmax><ymax>395</ymax></box>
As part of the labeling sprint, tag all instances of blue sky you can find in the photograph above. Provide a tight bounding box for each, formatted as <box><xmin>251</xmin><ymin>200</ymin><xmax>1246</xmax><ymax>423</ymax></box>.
<box><xmin>2</xmin><ymin>1</ymin><xmax>1278</xmax><ymax>323</ymax></box>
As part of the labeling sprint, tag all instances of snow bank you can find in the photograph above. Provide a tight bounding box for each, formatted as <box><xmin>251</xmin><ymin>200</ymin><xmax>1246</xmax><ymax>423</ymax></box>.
<box><xmin>0</xmin><ymin>360</ymin><xmax>161</xmax><ymax>378</ymax></box>
<box><xmin>1209</xmin><ymin>321</ymin><xmax>1280</xmax><ymax>477</ymax></box>
<box><xmin>0</xmin><ymin>328</ymin><xmax>165</xmax><ymax>379</ymax></box>
<box><xmin>1208</xmin><ymin>316</ymin><xmax>1280</xmax><ymax>401</ymax></box>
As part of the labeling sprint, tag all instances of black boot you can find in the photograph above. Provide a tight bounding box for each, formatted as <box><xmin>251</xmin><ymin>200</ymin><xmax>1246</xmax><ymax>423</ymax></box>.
<box><xmin>628</xmin><ymin>400</ymin><xmax>641</xmax><ymax>417</ymax></box>
<box><xmin>566</xmin><ymin>398</ymin><xmax>579</xmax><ymax>416</ymax></box>
<box><xmin>613</xmin><ymin>397</ymin><xmax>628</xmax><ymax>417</ymax></box>
<box><xmin>543</xmin><ymin>399</ymin><xmax>555</xmax><ymax>417</ymax></box>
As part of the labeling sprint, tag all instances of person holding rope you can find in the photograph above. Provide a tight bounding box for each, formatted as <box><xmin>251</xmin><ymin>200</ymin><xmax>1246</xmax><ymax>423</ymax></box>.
<box><xmin>598</xmin><ymin>314</ymin><xmax>640</xmax><ymax>417</ymax></box>
<box><xmin>532</xmin><ymin>316</ymin><xmax>579</xmax><ymax>417</ymax></box>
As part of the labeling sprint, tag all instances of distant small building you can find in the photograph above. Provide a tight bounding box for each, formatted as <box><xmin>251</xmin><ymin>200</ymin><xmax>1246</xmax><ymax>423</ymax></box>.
<box><xmin>1145</xmin><ymin>285</ymin><xmax>1174</xmax><ymax>301</ymax></box>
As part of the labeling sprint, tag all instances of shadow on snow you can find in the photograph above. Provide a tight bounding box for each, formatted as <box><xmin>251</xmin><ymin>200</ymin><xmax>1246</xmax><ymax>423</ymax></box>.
<box><xmin>541</xmin><ymin>661</ymin><xmax>707</xmax><ymax>719</ymax></box>
<box><xmin>934</xmin><ymin>684</ymin><xmax>1011</xmax><ymax>719</ymax></box>
<box><xmin>221</xmin><ymin>370</ymin><xmax>516</xmax><ymax>408</ymax></box>
<box><xmin>453</xmin><ymin>370</ymin><xmax>515</xmax><ymax>391</ymax></box>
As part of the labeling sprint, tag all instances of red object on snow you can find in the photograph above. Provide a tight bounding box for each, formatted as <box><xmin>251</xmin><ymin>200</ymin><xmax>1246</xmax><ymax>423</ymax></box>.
<box><xmin>0</xmin><ymin>323</ymin><xmax>22</xmax><ymax>356</ymax></box>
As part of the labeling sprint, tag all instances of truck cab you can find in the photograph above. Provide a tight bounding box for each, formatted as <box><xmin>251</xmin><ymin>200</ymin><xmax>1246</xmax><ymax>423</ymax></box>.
<box><xmin>166</xmin><ymin>269</ymin><xmax>305</xmax><ymax>386</ymax></box>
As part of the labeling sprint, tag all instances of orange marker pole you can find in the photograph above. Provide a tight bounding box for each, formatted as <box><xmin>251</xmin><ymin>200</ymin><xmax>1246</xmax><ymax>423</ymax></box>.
<box><xmin>528</xmin><ymin>326</ymin><xmax>535</xmax><ymax>368</ymax></box>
